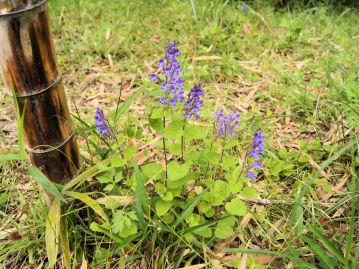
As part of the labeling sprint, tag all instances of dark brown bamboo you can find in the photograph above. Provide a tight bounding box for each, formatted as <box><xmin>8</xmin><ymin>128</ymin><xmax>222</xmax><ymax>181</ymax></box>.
<box><xmin>0</xmin><ymin>0</ymin><xmax>80</xmax><ymax>184</ymax></box>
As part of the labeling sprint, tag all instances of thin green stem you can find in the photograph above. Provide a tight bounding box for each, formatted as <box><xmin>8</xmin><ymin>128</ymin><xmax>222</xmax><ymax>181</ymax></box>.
<box><xmin>162</xmin><ymin>116</ymin><xmax>168</xmax><ymax>179</ymax></box>
<box><xmin>181</xmin><ymin>123</ymin><xmax>186</xmax><ymax>163</ymax></box>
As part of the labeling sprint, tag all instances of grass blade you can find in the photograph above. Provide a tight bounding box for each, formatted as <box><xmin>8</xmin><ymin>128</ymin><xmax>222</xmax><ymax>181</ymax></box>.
<box><xmin>345</xmin><ymin>170</ymin><xmax>359</xmax><ymax>263</ymax></box>
<box><xmin>133</xmin><ymin>160</ymin><xmax>149</xmax><ymax>229</ymax></box>
<box><xmin>113</xmin><ymin>87</ymin><xmax>145</xmax><ymax>130</ymax></box>
<box><xmin>352</xmin><ymin>247</ymin><xmax>359</xmax><ymax>269</ymax></box>
<box><xmin>291</xmin><ymin>138</ymin><xmax>358</xmax><ymax>236</ymax></box>
<box><xmin>29</xmin><ymin>166</ymin><xmax>65</xmax><ymax>202</ymax></box>
<box><xmin>62</xmin><ymin>158</ymin><xmax>111</xmax><ymax>192</ymax></box>
<box><xmin>60</xmin><ymin>217</ymin><xmax>71</xmax><ymax>269</ymax></box>
<box><xmin>65</xmin><ymin>191</ymin><xmax>109</xmax><ymax>223</ymax></box>
<box><xmin>0</xmin><ymin>154</ymin><xmax>22</xmax><ymax>162</ymax></box>
<box><xmin>309</xmin><ymin>225</ymin><xmax>348</xmax><ymax>268</ymax></box>
<box><xmin>302</xmin><ymin>235</ymin><xmax>337</xmax><ymax>269</ymax></box>
<box><xmin>174</xmin><ymin>189</ymin><xmax>207</xmax><ymax>227</ymax></box>
<box><xmin>45</xmin><ymin>198</ymin><xmax>61</xmax><ymax>269</ymax></box>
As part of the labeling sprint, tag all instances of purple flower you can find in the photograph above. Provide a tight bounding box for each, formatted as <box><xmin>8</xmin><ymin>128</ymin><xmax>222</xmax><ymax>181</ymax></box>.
<box><xmin>246</xmin><ymin>162</ymin><xmax>262</xmax><ymax>181</ymax></box>
<box><xmin>249</xmin><ymin>130</ymin><xmax>264</xmax><ymax>160</ymax></box>
<box><xmin>95</xmin><ymin>108</ymin><xmax>111</xmax><ymax>138</ymax></box>
<box><xmin>184</xmin><ymin>83</ymin><xmax>204</xmax><ymax>120</ymax></box>
<box><xmin>150</xmin><ymin>40</ymin><xmax>185</xmax><ymax>106</ymax></box>
<box><xmin>150</xmin><ymin>73</ymin><xmax>159</xmax><ymax>82</ymax></box>
<box><xmin>214</xmin><ymin>109</ymin><xmax>240</xmax><ymax>138</ymax></box>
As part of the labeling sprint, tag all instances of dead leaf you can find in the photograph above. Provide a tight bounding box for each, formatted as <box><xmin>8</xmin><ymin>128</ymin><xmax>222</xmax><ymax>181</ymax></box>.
<box><xmin>239</xmin><ymin>254</ymin><xmax>248</xmax><ymax>269</ymax></box>
<box><xmin>80</xmin><ymin>254</ymin><xmax>88</xmax><ymax>269</ymax></box>
<box><xmin>108</xmin><ymin>54</ymin><xmax>114</xmax><ymax>70</ymax></box>
<box><xmin>105</xmin><ymin>29</ymin><xmax>111</xmax><ymax>40</ymax></box>
<box><xmin>96</xmin><ymin>195</ymin><xmax>134</xmax><ymax>206</ymax></box>
<box><xmin>253</xmin><ymin>254</ymin><xmax>274</xmax><ymax>265</ymax></box>
<box><xmin>193</xmin><ymin>55</ymin><xmax>222</xmax><ymax>61</ymax></box>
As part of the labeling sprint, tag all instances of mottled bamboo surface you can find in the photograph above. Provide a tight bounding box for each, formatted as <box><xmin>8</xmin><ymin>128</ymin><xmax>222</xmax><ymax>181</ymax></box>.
<box><xmin>0</xmin><ymin>0</ymin><xmax>80</xmax><ymax>184</ymax></box>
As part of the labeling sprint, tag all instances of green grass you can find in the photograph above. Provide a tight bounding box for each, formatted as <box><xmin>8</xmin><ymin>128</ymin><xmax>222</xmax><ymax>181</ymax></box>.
<box><xmin>1</xmin><ymin>0</ymin><xmax>358</xmax><ymax>268</ymax></box>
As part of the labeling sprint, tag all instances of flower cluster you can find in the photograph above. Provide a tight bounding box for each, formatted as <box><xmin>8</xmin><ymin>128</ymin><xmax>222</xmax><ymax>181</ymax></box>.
<box><xmin>150</xmin><ymin>41</ymin><xmax>185</xmax><ymax>107</ymax></box>
<box><xmin>214</xmin><ymin>110</ymin><xmax>240</xmax><ymax>138</ymax></box>
<box><xmin>247</xmin><ymin>130</ymin><xmax>265</xmax><ymax>181</ymax></box>
<box><xmin>95</xmin><ymin>108</ymin><xmax>112</xmax><ymax>138</ymax></box>
<box><xmin>184</xmin><ymin>83</ymin><xmax>204</xmax><ymax>120</ymax></box>
<box><xmin>249</xmin><ymin>130</ymin><xmax>264</xmax><ymax>160</ymax></box>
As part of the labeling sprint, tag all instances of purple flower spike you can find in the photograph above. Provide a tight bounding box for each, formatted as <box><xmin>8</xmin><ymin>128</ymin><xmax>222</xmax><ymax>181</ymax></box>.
<box><xmin>214</xmin><ymin>109</ymin><xmax>240</xmax><ymax>138</ymax></box>
<box><xmin>246</xmin><ymin>162</ymin><xmax>262</xmax><ymax>181</ymax></box>
<box><xmin>150</xmin><ymin>40</ymin><xmax>185</xmax><ymax>106</ymax></box>
<box><xmin>95</xmin><ymin>108</ymin><xmax>111</xmax><ymax>138</ymax></box>
<box><xmin>247</xmin><ymin>131</ymin><xmax>265</xmax><ymax>181</ymax></box>
<box><xmin>184</xmin><ymin>83</ymin><xmax>204</xmax><ymax>120</ymax></box>
<box><xmin>250</xmin><ymin>130</ymin><xmax>264</xmax><ymax>160</ymax></box>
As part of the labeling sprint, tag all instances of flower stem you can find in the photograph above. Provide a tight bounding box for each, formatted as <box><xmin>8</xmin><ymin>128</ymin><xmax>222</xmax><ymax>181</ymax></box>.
<box><xmin>162</xmin><ymin>116</ymin><xmax>168</xmax><ymax>179</ymax></box>
<box><xmin>219</xmin><ymin>130</ymin><xmax>227</xmax><ymax>164</ymax></box>
<box><xmin>181</xmin><ymin>123</ymin><xmax>185</xmax><ymax>163</ymax></box>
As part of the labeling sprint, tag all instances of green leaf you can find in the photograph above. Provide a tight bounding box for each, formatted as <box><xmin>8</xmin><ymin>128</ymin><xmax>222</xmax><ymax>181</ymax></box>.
<box><xmin>241</xmin><ymin>186</ymin><xmax>259</xmax><ymax>199</ymax></box>
<box><xmin>141</xmin><ymin>162</ymin><xmax>163</xmax><ymax>180</ymax></box>
<box><xmin>212</xmin><ymin>180</ymin><xmax>230</xmax><ymax>206</ymax></box>
<box><xmin>124</xmin><ymin>146</ymin><xmax>137</xmax><ymax>160</ymax></box>
<box><xmin>65</xmin><ymin>191</ymin><xmax>109</xmax><ymax>223</ymax></box>
<box><xmin>225</xmin><ymin>198</ymin><xmax>247</xmax><ymax>216</ymax></box>
<box><xmin>90</xmin><ymin>222</ymin><xmax>125</xmax><ymax>244</ymax></box>
<box><xmin>149</xmin><ymin>117</ymin><xmax>163</xmax><ymax>132</ymax></box>
<box><xmin>174</xmin><ymin>189</ymin><xmax>207</xmax><ymax>226</ymax></box>
<box><xmin>111</xmin><ymin>155</ymin><xmax>125</xmax><ymax>168</ymax></box>
<box><xmin>215</xmin><ymin>223</ymin><xmax>234</xmax><ymax>239</ymax></box>
<box><xmin>155</xmin><ymin>199</ymin><xmax>172</xmax><ymax>216</ymax></box>
<box><xmin>45</xmin><ymin>198</ymin><xmax>61</xmax><ymax>269</ymax></box>
<box><xmin>29</xmin><ymin>166</ymin><xmax>65</xmax><ymax>202</ymax></box>
<box><xmin>168</xmin><ymin>142</ymin><xmax>182</xmax><ymax>155</ymax></box>
<box><xmin>203</xmin><ymin>150</ymin><xmax>220</xmax><ymax>164</ymax></box>
<box><xmin>164</xmin><ymin>120</ymin><xmax>184</xmax><ymax>139</ymax></box>
<box><xmin>167</xmin><ymin>162</ymin><xmax>190</xmax><ymax>182</ymax></box>
<box><xmin>222</xmin><ymin>156</ymin><xmax>237</xmax><ymax>170</ymax></box>
<box><xmin>186</xmin><ymin>125</ymin><xmax>205</xmax><ymax>140</ymax></box>
<box><xmin>228</xmin><ymin>179</ymin><xmax>243</xmax><ymax>193</ymax></box>
<box><xmin>111</xmin><ymin>210</ymin><xmax>138</xmax><ymax>238</ymax></box>
<box><xmin>151</xmin><ymin>107</ymin><xmax>166</xmax><ymax>119</ymax></box>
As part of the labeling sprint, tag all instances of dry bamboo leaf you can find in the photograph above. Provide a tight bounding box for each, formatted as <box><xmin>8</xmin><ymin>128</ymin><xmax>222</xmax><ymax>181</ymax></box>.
<box><xmin>323</xmin><ymin>173</ymin><xmax>350</xmax><ymax>202</ymax></box>
<box><xmin>96</xmin><ymin>195</ymin><xmax>134</xmax><ymax>206</ymax></box>
<box><xmin>193</xmin><ymin>55</ymin><xmax>222</xmax><ymax>61</ymax></box>
<box><xmin>108</xmin><ymin>54</ymin><xmax>114</xmax><ymax>70</ymax></box>
<box><xmin>105</xmin><ymin>29</ymin><xmax>111</xmax><ymax>40</ymax></box>
<box><xmin>253</xmin><ymin>254</ymin><xmax>275</xmax><ymax>265</ymax></box>
<box><xmin>304</xmin><ymin>153</ymin><xmax>331</xmax><ymax>180</ymax></box>
<box><xmin>333</xmin><ymin>207</ymin><xmax>346</xmax><ymax>218</ymax></box>
<box><xmin>239</xmin><ymin>254</ymin><xmax>248</xmax><ymax>269</ymax></box>
<box><xmin>268</xmin><ymin>218</ymin><xmax>284</xmax><ymax>237</ymax></box>
<box><xmin>240</xmin><ymin>212</ymin><xmax>253</xmax><ymax>228</ymax></box>
<box><xmin>79</xmin><ymin>254</ymin><xmax>88</xmax><ymax>269</ymax></box>
<box><xmin>35</xmin><ymin>260</ymin><xmax>44</xmax><ymax>269</ymax></box>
